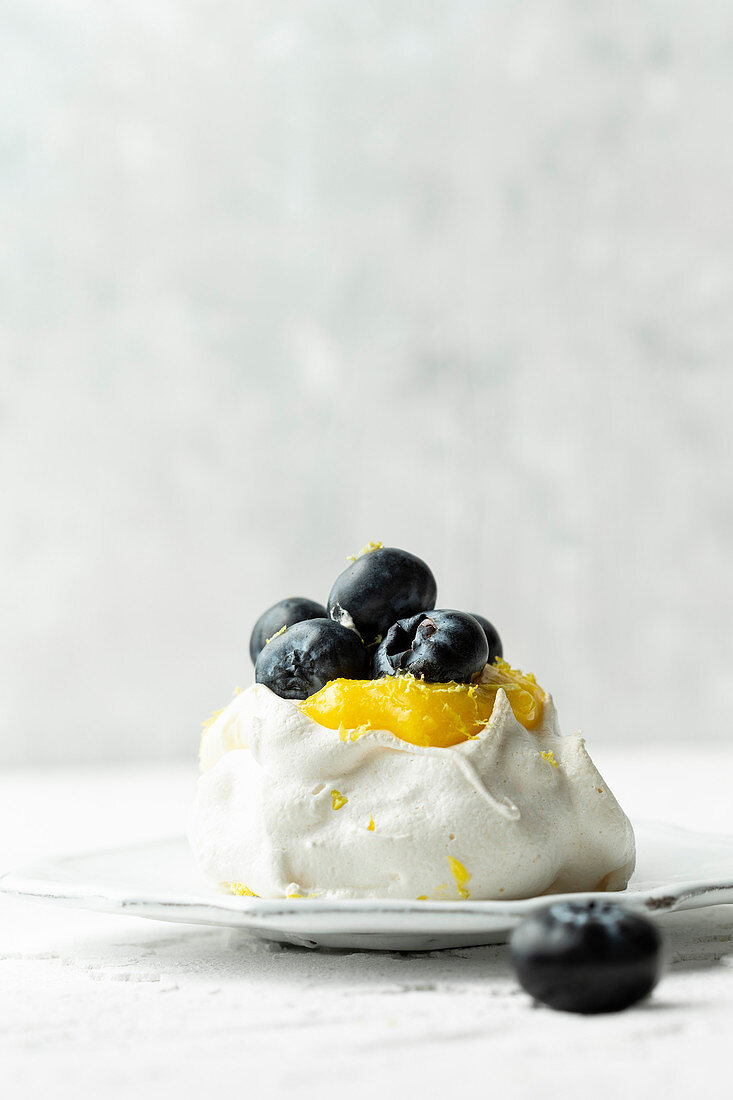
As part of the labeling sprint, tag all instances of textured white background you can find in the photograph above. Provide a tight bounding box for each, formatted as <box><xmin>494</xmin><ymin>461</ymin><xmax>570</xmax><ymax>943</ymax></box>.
<box><xmin>2</xmin><ymin>1</ymin><xmax>733</xmax><ymax>764</ymax></box>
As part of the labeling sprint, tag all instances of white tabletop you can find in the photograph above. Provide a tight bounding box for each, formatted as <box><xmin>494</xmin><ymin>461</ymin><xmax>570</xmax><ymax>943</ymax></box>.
<box><xmin>2</xmin><ymin>747</ymin><xmax>732</xmax><ymax>1100</ymax></box>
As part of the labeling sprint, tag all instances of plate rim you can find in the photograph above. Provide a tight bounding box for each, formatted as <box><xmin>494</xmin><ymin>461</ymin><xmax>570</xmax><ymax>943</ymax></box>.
<box><xmin>2</xmin><ymin>820</ymin><xmax>733</xmax><ymax>926</ymax></box>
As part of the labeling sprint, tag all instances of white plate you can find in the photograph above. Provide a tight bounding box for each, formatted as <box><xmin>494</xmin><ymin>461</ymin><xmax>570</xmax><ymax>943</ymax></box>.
<box><xmin>2</xmin><ymin>821</ymin><xmax>733</xmax><ymax>951</ymax></box>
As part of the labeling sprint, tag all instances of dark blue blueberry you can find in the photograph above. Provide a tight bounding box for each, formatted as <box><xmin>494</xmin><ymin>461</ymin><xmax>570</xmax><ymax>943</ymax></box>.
<box><xmin>373</xmin><ymin>610</ymin><xmax>488</xmax><ymax>683</ymax></box>
<box><xmin>328</xmin><ymin>547</ymin><xmax>437</xmax><ymax>646</ymax></box>
<box><xmin>249</xmin><ymin>597</ymin><xmax>327</xmax><ymax>664</ymax></box>
<box><xmin>510</xmin><ymin>901</ymin><xmax>663</xmax><ymax>1014</ymax></box>
<box><xmin>470</xmin><ymin>613</ymin><xmax>503</xmax><ymax>664</ymax></box>
<box><xmin>255</xmin><ymin>618</ymin><xmax>370</xmax><ymax>700</ymax></box>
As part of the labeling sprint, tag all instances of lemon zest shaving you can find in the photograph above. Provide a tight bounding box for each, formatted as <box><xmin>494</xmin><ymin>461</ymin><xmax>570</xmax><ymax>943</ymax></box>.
<box><xmin>347</xmin><ymin>539</ymin><xmax>383</xmax><ymax>562</ymax></box>
<box><xmin>199</xmin><ymin>686</ymin><xmax>245</xmax><ymax>754</ymax></box>
<box><xmin>367</xmin><ymin>815</ymin><xmax>375</xmax><ymax>831</ymax></box>
<box><xmin>200</xmin><ymin>704</ymin><xmax>226</xmax><ymax>754</ymax></box>
<box><xmin>265</xmin><ymin>625</ymin><xmax>287</xmax><ymax>644</ymax></box>
<box><xmin>540</xmin><ymin>749</ymin><xmax>559</xmax><ymax>768</ymax></box>
<box><xmin>331</xmin><ymin>789</ymin><xmax>348</xmax><ymax>811</ymax></box>
<box><xmin>201</xmin><ymin>706</ymin><xmax>225</xmax><ymax>735</ymax></box>
<box><xmin>227</xmin><ymin>882</ymin><xmax>258</xmax><ymax>897</ymax></box>
<box><xmin>338</xmin><ymin>722</ymin><xmax>370</xmax><ymax>743</ymax></box>
<box><xmin>448</xmin><ymin>856</ymin><xmax>471</xmax><ymax>900</ymax></box>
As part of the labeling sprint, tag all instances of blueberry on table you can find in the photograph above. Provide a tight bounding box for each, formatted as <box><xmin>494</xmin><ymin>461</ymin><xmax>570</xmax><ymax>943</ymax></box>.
<box><xmin>510</xmin><ymin>901</ymin><xmax>663</xmax><ymax>1014</ymax></box>
<box><xmin>249</xmin><ymin>597</ymin><xmax>327</xmax><ymax>664</ymax></box>
<box><xmin>255</xmin><ymin>618</ymin><xmax>370</xmax><ymax>700</ymax></box>
<box><xmin>373</xmin><ymin>610</ymin><xmax>488</xmax><ymax>683</ymax></box>
<box><xmin>469</xmin><ymin>613</ymin><xmax>503</xmax><ymax>664</ymax></box>
<box><xmin>328</xmin><ymin>547</ymin><xmax>437</xmax><ymax>646</ymax></box>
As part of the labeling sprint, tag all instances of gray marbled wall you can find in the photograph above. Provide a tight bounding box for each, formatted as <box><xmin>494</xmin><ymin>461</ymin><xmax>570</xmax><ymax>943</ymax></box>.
<box><xmin>2</xmin><ymin>2</ymin><xmax>732</xmax><ymax>763</ymax></box>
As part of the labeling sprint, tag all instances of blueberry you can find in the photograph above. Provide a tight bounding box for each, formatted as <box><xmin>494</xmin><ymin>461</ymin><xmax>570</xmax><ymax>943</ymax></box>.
<box><xmin>255</xmin><ymin>618</ymin><xmax>370</xmax><ymax>700</ymax></box>
<box><xmin>510</xmin><ymin>901</ymin><xmax>663</xmax><ymax>1014</ymax></box>
<box><xmin>328</xmin><ymin>547</ymin><xmax>437</xmax><ymax>646</ymax></box>
<box><xmin>249</xmin><ymin>598</ymin><xmax>327</xmax><ymax>664</ymax></box>
<box><xmin>470</xmin><ymin>613</ymin><xmax>503</xmax><ymax>664</ymax></box>
<box><xmin>373</xmin><ymin>610</ymin><xmax>488</xmax><ymax>683</ymax></box>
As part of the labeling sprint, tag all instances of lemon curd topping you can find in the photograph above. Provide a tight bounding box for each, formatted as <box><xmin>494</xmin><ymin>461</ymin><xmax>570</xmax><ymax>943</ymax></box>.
<box><xmin>478</xmin><ymin>659</ymin><xmax>544</xmax><ymax>729</ymax></box>
<box><xmin>299</xmin><ymin>660</ymin><xmax>545</xmax><ymax>749</ymax></box>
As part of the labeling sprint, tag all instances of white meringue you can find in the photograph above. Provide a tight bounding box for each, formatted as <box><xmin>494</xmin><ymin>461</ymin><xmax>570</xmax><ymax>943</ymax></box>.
<box><xmin>189</xmin><ymin>683</ymin><xmax>635</xmax><ymax>900</ymax></box>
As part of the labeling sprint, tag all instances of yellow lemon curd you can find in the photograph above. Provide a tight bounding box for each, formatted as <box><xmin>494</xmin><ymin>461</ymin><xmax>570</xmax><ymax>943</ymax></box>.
<box><xmin>299</xmin><ymin>659</ymin><xmax>545</xmax><ymax>749</ymax></box>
